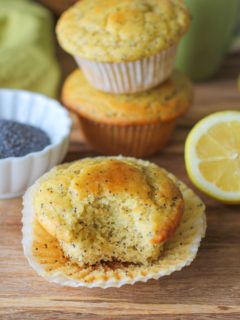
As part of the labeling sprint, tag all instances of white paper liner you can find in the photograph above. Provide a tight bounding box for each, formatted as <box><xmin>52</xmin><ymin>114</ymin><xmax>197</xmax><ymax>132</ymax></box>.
<box><xmin>22</xmin><ymin>160</ymin><xmax>206</xmax><ymax>289</ymax></box>
<box><xmin>74</xmin><ymin>45</ymin><xmax>177</xmax><ymax>94</ymax></box>
<box><xmin>0</xmin><ymin>89</ymin><xmax>72</xmax><ymax>199</ymax></box>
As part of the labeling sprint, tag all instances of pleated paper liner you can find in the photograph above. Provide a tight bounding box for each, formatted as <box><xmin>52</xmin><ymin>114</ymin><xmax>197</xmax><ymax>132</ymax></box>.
<box><xmin>22</xmin><ymin>169</ymin><xmax>206</xmax><ymax>288</ymax></box>
<box><xmin>78</xmin><ymin>116</ymin><xmax>177</xmax><ymax>157</ymax></box>
<box><xmin>74</xmin><ymin>45</ymin><xmax>177</xmax><ymax>94</ymax></box>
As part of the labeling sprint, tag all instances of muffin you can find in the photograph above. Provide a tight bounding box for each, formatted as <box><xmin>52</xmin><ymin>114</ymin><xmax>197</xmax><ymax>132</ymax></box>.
<box><xmin>56</xmin><ymin>0</ymin><xmax>190</xmax><ymax>94</ymax></box>
<box><xmin>62</xmin><ymin>69</ymin><xmax>193</xmax><ymax>157</ymax></box>
<box><xmin>22</xmin><ymin>156</ymin><xmax>206</xmax><ymax>288</ymax></box>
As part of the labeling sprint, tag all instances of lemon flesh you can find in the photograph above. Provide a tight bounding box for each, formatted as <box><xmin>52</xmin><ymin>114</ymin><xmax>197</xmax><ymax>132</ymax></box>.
<box><xmin>185</xmin><ymin>111</ymin><xmax>240</xmax><ymax>203</ymax></box>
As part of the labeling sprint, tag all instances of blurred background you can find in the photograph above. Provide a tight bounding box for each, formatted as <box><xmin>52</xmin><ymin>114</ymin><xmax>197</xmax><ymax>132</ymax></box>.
<box><xmin>0</xmin><ymin>0</ymin><xmax>240</xmax><ymax>99</ymax></box>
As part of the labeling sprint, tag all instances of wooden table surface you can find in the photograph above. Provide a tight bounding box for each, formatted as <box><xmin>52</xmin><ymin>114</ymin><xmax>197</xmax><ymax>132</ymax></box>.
<box><xmin>0</xmin><ymin>50</ymin><xmax>240</xmax><ymax>320</ymax></box>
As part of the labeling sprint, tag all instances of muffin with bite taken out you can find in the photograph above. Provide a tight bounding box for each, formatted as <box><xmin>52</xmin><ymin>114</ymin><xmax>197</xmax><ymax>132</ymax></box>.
<box><xmin>22</xmin><ymin>156</ymin><xmax>206</xmax><ymax>288</ymax></box>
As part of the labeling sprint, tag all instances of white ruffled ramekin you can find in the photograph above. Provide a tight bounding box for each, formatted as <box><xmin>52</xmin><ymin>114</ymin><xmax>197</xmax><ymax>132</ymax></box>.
<box><xmin>0</xmin><ymin>89</ymin><xmax>72</xmax><ymax>199</ymax></box>
<box><xmin>74</xmin><ymin>45</ymin><xmax>177</xmax><ymax>94</ymax></box>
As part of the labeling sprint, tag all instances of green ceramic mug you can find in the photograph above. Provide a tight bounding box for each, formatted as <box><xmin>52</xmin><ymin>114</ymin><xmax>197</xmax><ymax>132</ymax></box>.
<box><xmin>176</xmin><ymin>0</ymin><xmax>240</xmax><ymax>81</ymax></box>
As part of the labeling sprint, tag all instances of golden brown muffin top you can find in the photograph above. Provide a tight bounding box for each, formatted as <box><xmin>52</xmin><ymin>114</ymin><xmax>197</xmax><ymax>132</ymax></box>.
<box><xmin>56</xmin><ymin>0</ymin><xmax>190</xmax><ymax>62</ymax></box>
<box><xmin>62</xmin><ymin>69</ymin><xmax>193</xmax><ymax>125</ymax></box>
<box><xmin>34</xmin><ymin>157</ymin><xmax>184</xmax><ymax>248</ymax></box>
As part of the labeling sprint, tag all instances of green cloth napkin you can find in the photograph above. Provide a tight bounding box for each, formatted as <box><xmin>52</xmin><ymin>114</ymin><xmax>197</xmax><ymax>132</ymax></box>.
<box><xmin>0</xmin><ymin>0</ymin><xmax>61</xmax><ymax>98</ymax></box>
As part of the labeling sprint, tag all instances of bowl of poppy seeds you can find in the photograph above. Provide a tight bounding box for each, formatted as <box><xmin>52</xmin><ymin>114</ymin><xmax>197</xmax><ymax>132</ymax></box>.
<box><xmin>0</xmin><ymin>120</ymin><xmax>51</xmax><ymax>159</ymax></box>
<box><xmin>0</xmin><ymin>89</ymin><xmax>72</xmax><ymax>199</ymax></box>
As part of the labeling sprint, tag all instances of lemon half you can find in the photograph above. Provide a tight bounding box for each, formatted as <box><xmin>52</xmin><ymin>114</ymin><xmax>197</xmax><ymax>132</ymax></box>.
<box><xmin>185</xmin><ymin>111</ymin><xmax>240</xmax><ymax>204</ymax></box>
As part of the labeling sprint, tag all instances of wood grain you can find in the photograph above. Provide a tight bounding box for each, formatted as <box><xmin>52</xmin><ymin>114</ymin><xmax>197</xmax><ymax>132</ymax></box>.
<box><xmin>0</xmin><ymin>48</ymin><xmax>240</xmax><ymax>319</ymax></box>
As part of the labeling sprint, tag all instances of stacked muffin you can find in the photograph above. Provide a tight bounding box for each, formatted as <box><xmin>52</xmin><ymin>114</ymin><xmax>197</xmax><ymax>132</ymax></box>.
<box><xmin>57</xmin><ymin>0</ymin><xmax>192</xmax><ymax>156</ymax></box>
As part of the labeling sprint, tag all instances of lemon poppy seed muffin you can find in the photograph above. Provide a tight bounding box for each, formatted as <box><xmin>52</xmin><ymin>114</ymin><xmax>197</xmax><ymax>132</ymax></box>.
<box><xmin>57</xmin><ymin>0</ymin><xmax>190</xmax><ymax>62</ymax></box>
<box><xmin>23</xmin><ymin>156</ymin><xmax>206</xmax><ymax>288</ymax></box>
<box><xmin>56</xmin><ymin>0</ymin><xmax>191</xmax><ymax>93</ymax></box>
<box><xmin>33</xmin><ymin>157</ymin><xmax>184</xmax><ymax>266</ymax></box>
<box><xmin>62</xmin><ymin>69</ymin><xmax>192</xmax><ymax>125</ymax></box>
<box><xmin>62</xmin><ymin>69</ymin><xmax>193</xmax><ymax>156</ymax></box>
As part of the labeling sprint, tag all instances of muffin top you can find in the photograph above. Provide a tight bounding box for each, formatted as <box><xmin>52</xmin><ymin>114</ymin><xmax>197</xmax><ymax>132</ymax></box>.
<box><xmin>33</xmin><ymin>157</ymin><xmax>184</xmax><ymax>265</ymax></box>
<box><xmin>56</xmin><ymin>0</ymin><xmax>190</xmax><ymax>62</ymax></box>
<box><xmin>62</xmin><ymin>69</ymin><xmax>193</xmax><ymax>125</ymax></box>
